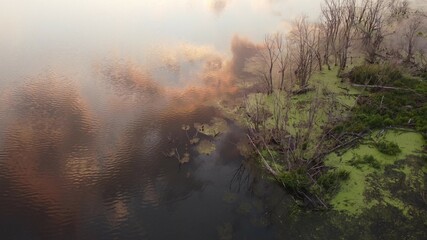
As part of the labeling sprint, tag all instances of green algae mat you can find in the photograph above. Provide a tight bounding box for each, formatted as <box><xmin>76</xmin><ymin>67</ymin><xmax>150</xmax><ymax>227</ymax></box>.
<box><xmin>326</xmin><ymin>130</ymin><xmax>426</xmax><ymax>217</ymax></box>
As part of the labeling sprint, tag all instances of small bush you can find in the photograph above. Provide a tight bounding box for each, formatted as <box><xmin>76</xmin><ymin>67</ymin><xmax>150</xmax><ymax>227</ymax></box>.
<box><xmin>317</xmin><ymin>170</ymin><xmax>350</xmax><ymax>192</ymax></box>
<box><xmin>339</xmin><ymin>65</ymin><xmax>427</xmax><ymax>135</ymax></box>
<box><xmin>349</xmin><ymin>64</ymin><xmax>403</xmax><ymax>86</ymax></box>
<box><xmin>383</xmin><ymin>118</ymin><xmax>393</xmax><ymax>126</ymax></box>
<box><xmin>375</xmin><ymin>140</ymin><xmax>401</xmax><ymax>155</ymax></box>
<box><xmin>279</xmin><ymin>168</ymin><xmax>310</xmax><ymax>192</ymax></box>
<box><xmin>367</xmin><ymin>114</ymin><xmax>384</xmax><ymax>128</ymax></box>
<box><xmin>260</xmin><ymin>149</ymin><xmax>279</xmax><ymax>160</ymax></box>
<box><xmin>414</xmin><ymin>105</ymin><xmax>427</xmax><ymax>135</ymax></box>
<box><xmin>362</xmin><ymin>155</ymin><xmax>381</xmax><ymax>169</ymax></box>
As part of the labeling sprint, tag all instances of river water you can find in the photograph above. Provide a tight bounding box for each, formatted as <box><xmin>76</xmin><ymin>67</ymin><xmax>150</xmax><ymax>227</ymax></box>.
<box><xmin>0</xmin><ymin>1</ymin><xmax>315</xmax><ymax>239</ymax></box>
<box><xmin>0</xmin><ymin>1</ymin><xmax>425</xmax><ymax>239</ymax></box>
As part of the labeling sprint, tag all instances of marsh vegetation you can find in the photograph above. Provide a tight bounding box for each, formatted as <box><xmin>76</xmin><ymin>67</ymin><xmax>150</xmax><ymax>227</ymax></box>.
<box><xmin>220</xmin><ymin>0</ymin><xmax>427</xmax><ymax>217</ymax></box>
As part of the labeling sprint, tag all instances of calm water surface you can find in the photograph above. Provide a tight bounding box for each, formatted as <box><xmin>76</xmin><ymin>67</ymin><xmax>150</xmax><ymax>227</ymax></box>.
<box><xmin>0</xmin><ymin>1</ymin><xmax>317</xmax><ymax>239</ymax></box>
<box><xmin>1</xmin><ymin>1</ymin><xmax>425</xmax><ymax>239</ymax></box>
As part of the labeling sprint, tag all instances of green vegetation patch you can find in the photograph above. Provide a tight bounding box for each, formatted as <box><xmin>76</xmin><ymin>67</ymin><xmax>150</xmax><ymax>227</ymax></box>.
<box><xmin>217</xmin><ymin>67</ymin><xmax>360</xmax><ymax>137</ymax></box>
<box><xmin>219</xmin><ymin>65</ymin><xmax>426</xmax><ymax>215</ymax></box>
<box><xmin>339</xmin><ymin>64</ymin><xmax>427</xmax><ymax>136</ymax></box>
<box><xmin>279</xmin><ymin>168</ymin><xmax>311</xmax><ymax>193</ymax></box>
<box><xmin>325</xmin><ymin>131</ymin><xmax>425</xmax><ymax>216</ymax></box>
<box><xmin>350</xmin><ymin>64</ymin><xmax>403</xmax><ymax>85</ymax></box>
<box><xmin>375</xmin><ymin>140</ymin><xmax>401</xmax><ymax>155</ymax></box>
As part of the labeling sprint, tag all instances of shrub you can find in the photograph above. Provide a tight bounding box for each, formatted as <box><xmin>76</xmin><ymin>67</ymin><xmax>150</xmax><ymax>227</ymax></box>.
<box><xmin>279</xmin><ymin>168</ymin><xmax>310</xmax><ymax>192</ymax></box>
<box><xmin>375</xmin><ymin>140</ymin><xmax>401</xmax><ymax>155</ymax></box>
<box><xmin>362</xmin><ymin>155</ymin><xmax>381</xmax><ymax>169</ymax></box>
<box><xmin>339</xmin><ymin>65</ymin><xmax>427</xmax><ymax>135</ymax></box>
<box><xmin>260</xmin><ymin>149</ymin><xmax>279</xmax><ymax>160</ymax></box>
<box><xmin>349</xmin><ymin>154</ymin><xmax>381</xmax><ymax>169</ymax></box>
<box><xmin>367</xmin><ymin>114</ymin><xmax>384</xmax><ymax>128</ymax></box>
<box><xmin>349</xmin><ymin>64</ymin><xmax>403</xmax><ymax>86</ymax></box>
<box><xmin>317</xmin><ymin>170</ymin><xmax>350</xmax><ymax>192</ymax></box>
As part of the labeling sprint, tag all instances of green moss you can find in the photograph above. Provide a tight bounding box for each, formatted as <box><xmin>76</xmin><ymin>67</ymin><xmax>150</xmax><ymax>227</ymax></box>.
<box><xmin>311</xmin><ymin>66</ymin><xmax>360</xmax><ymax>97</ymax></box>
<box><xmin>382</xmin><ymin>131</ymin><xmax>425</xmax><ymax>156</ymax></box>
<box><xmin>395</xmin><ymin>155</ymin><xmax>426</xmax><ymax>191</ymax></box>
<box><xmin>325</xmin><ymin>131</ymin><xmax>425</xmax><ymax>216</ymax></box>
<box><xmin>326</xmin><ymin>152</ymin><xmax>375</xmax><ymax>215</ymax></box>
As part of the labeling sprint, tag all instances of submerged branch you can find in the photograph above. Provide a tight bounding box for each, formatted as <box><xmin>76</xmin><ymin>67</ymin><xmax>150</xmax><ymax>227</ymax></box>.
<box><xmin>351</xmin><ymin>84</ymin><xmax>419</xmax><ymax>93</ymax></box>
<box><xmin>247</xmin><ymin>134</ymin><xmax>279</xmax><ymax>177</ymax></box>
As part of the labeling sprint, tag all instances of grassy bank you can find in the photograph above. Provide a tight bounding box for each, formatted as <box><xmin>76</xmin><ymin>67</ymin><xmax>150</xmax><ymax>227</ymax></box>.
<box><xmin>219</xmin><ymin>64</ymin><xmax>427</xmax><ymax>216</ymax></box>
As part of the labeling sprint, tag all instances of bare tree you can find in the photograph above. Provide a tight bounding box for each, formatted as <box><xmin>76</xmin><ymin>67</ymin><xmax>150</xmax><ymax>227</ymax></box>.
<box><xmin>355</xmin><ymin>0</ymin><xmax>410</xmax><ymax>64</ymax></box>
<box><xmin>337</xmin><ymin>0</ymin><xmax>356</xmax><ymax>71</ymax></box>
<box><xmin>402</xmin><ymin>13</ymin><xmax>424</xmax><ymax>63</ymax></box>
<box><xmin>251</xmin><ymin>33</ymin><xmax>292</xmax><ymax>93</ymax></box>
<box><xmin>275</xmin><ymin>34</ymin><xmax>290</xmax><ymax>91</ymax></box>
<box><xmin>321</xmin><ymin>0</ymin><xmax>343</xmax><ymax>70</ymax></box>
<box><xmin>312</xmin><ymin>23</ymin><xmax>325</xmax><ymax>72</ymax></box>
<box><xmin>356</xmin><ymin>0</ymin><xmax>388</xmax><ymax>63</ymax></box>
<box><xmin>321</xmin><ymin>0</ymin><xmax>357</xmax><ymax>72</ymax></box>
<box><xmin>289</xmin><ymin>17</ymin><xmax>318</xmax><ymax>88</ymax></box>
<box><xmin>389</xmin><ymin>0</ymin><xmax>409</xmax><ymax>19</ymax></box>
<box><xmin>260</xmin><ymin>34</ymin><xmax>279</xmax><ymax>94</ymax></box>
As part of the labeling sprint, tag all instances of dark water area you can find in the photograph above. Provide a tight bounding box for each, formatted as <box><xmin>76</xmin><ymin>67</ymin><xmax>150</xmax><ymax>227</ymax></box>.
<box><xmin>0</xmin><ymin>2</ymin><xmax>299</xmax><ymax>238</ymax></box>
<box><xmin>0</xmin><ymin>66</ymin><xmax>293</xmax><ymax>239</ymax></box>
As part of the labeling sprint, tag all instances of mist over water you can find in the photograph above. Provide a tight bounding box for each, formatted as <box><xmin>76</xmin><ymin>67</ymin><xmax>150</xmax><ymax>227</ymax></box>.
<box><xmin>0</xmin><ymin>1</ymin><xmax>318</xmax><ymax>239</ymax></box>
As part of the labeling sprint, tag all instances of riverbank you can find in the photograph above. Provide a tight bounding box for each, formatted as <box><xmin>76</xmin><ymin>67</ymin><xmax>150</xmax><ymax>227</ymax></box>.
<box><xmin>215</xmin><ymin>63</ymin><xmax>427</xmax><ymax>220</ymax></box>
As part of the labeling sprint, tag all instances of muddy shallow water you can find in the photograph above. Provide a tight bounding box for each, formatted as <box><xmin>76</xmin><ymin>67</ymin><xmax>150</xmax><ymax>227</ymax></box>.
<box><xmin>0</xmin><ymin>1</ymin><xmax>426</xmax><ymax>239</ymax></box>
